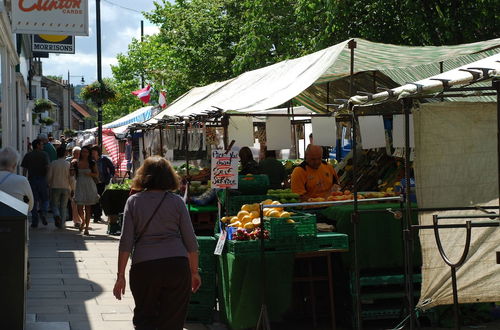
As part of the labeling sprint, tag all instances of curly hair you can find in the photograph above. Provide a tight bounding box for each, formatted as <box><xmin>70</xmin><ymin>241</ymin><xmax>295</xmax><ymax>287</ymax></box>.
<box><xmin>132</xmin><ymin>156</ymin><xmax>180</xmax><ymax>191</ymax></box>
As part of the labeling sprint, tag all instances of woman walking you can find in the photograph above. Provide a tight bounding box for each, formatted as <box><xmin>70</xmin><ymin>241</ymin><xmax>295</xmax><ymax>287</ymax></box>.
<box><xmin>113</xmin><ymin>156</ymin><xmax>201</xmax><ymax>330</ymax></box>
<box><xmin>72</xmin><ymin>145</ymin><xmax>100</xmax><ymax>235</ymax></box>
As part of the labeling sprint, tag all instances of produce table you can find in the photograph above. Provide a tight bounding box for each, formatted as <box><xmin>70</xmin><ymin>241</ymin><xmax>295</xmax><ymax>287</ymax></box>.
<box><xmin>218</xmin><ymin>252</ymin><xmax>294</xmax><ymax>330</ymax></box>
<box><xmin>319</xmin><ymin>203</ymin><xmax>421</xmax><ymax>271</ymax></box>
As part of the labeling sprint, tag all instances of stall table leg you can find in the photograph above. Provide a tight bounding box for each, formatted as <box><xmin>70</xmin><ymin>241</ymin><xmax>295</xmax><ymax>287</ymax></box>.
<box><xmin>294</xmin><ymin>250</ymin><xmax>344</xmax><ymax>330</ymax></box>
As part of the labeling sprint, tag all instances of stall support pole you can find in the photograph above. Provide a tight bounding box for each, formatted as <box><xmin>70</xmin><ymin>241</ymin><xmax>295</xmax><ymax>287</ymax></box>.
<box><xmin>184</xmin><ymin>122</ymin><xmax>190</xmax><ymax>210</ymax></box>
<box><xmin>402</xmin><ymin>98</ymin><xmax>415</xmax><ymax>329</ymax></box>
<box><xmin>351</xmin><ymin>107</ymin><xmax>362</xmax><ymax>330</ymax></box>
<box><xmin>159</xmin><ymin>126</ymin><xmax>164</xmax><ymax>157</ymax></box>
<box><xmin>493</xmin><ymin>78</ymin><xmax>500</xmax><ymax>211</ymax></box>
<box><xmin>256</xmin><ymin>204</ymin><xmax>271</xmax><ymax>330</ymax></box>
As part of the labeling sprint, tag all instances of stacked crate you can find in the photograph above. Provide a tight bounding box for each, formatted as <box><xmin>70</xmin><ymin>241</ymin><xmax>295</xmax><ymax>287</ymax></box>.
<box><xmin>186</xmin><ymin>236</ymin><xmax>217</xmax><ymax>324</ymax></box>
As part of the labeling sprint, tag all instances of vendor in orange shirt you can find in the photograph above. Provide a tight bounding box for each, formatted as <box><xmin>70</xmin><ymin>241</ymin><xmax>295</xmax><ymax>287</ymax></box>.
<box><xmin>291</xmin><ymin>144</ymin><xmax>340</xmax><ymax>201</ymax></box>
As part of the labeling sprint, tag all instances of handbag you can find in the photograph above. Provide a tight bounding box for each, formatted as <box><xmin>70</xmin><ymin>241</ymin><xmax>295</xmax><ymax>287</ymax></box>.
<box><xmin>130</xmin><ymin>191</ymin><xmax>168</xmax><ymax>257</ymax></box>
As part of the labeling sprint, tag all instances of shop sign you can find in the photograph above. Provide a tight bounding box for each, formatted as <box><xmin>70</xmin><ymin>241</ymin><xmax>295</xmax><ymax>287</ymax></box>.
<box><xmin>32</xmin><ymin>34</ymin><xmax>75</xmax><ymax>54</ymax></box>
<box><xmin>211</xmin><ymin>149</ymin><xmax>239</xmax><ymax>189</ymax></box>
<box><xmin>12</xmin><ymin>0</ymin><xmax>89</xmax><ymax>36</ymax></box>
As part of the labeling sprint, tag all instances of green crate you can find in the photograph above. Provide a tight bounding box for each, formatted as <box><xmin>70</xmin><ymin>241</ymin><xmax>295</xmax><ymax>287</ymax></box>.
<box><xmin>199</xmin><ymin>271</ymin><xmax>216</xmax><ymax>287</ymax></box>
<box><xmin>264</xmin><ymin>213</ymin><xmax>316</xmax><ymax>239</ymax></box>
<box><xmin>225</xmin><ymin>238</ymin><xmax>296</xmax><ymax>256</ymax></box>
<box><xmin>316</xmin><ymin>232</ymin><xmax>349</xmax><ymax>251</ymax></box>
<box><xmin>197</xmin><ymin>236</ymin><xmax>217</xmax><ymax>250</ymax></box>
<box><xmin>225</xmin><ymin>194</ymin><xmax>271</xmax><ymax>215</ymax></box>
<box><xmin>190</xmin><ymin>288</ymin><xmax>216</xmax><ymax>305</ymax></box>
<box><xmin>237</xmin><ymin>174</ymin><xmax>270</xmax><ymax>195</ymax></box>
<box><xmin>295</xmin><ymin>237</ymin><xmax>318</xmax><ymax>252</ymax></box>
<box><xmin>199</xmin><ymin>253</ymin><xmax>216</xmax><ymax>269</ymax></box>
<box><xmin>187</xmin><ymin>305</ymin><xmax>214</xmax><ymax>324</ymax></box>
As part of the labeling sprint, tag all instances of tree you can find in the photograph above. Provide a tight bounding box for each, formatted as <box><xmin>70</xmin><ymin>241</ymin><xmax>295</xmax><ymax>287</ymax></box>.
<box><xmin>106</xmin><ymin>0</ymin><xmax>499</xmax><ymax>120</ymax></box>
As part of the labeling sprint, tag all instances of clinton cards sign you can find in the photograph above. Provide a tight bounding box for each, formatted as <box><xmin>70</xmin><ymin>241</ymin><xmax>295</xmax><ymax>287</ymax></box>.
<box><xmin>12</xmin><ymin>0</ymin><xmax>89</xmax><ymax>36</ymax></box>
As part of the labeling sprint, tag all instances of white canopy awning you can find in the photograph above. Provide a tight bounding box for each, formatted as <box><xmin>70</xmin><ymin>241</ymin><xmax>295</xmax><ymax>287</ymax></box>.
<box><xmin>350</xmin><ymin>52</ymin><xmax>500</xmax><ymax>106</ymax></box>
<box><xmin>147</xmin><ymin>37</ymin><xmax>500</xmax><ymax>123</ymax></box>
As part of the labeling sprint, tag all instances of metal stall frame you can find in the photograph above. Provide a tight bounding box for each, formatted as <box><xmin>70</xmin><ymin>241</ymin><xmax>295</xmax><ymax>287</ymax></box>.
<box><xmin>348</xmin><ymin>76</ymin><xmax>500</xmax><ymax>330</ymax></box>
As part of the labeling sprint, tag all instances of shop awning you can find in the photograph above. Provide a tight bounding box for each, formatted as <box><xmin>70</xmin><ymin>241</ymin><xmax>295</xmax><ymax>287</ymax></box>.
<box><xmin>147</xmin><ymin>37</ymin><xmax>500</xmax><ymax>122</ymax></box>
<box><xmin>349</xmin><ymin>52</ymin><xmax>500</xmax><ymax>106</ymax></box>
<box><xmin>86</xmin><ymin>105</ymin><xmax>157</xmax><ymax>132</ymax></box>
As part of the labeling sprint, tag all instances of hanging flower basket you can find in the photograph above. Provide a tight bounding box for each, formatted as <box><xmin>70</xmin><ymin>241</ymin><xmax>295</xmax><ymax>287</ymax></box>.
<box><xmin>63</xmin><ymin>128</ymin><xmax>77</xmax><ymax>137</ymax></box>
<box><xmin>80</xmin><ymin>80</ymin><xmax>117</xmax><ymax>106</ymax></box>
<box><xmin>33</xmin><ymin>98</ymin><xmax>53</xmax><ymax>113</ymax></box>
<box><xmin>39</xmin><ymin>117</ymin><xmax>55</xmax><ymax>126</ymax></box>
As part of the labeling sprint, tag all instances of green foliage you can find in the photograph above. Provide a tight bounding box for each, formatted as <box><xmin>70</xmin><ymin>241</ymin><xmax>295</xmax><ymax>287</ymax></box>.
<box><xmin>101</xmin><ymin>78</ymin><xmax>144</xmax><ymax>124</ymax></box>
<box><xmin>33</xmin><ymin>98</ymin><xmax>53</xmax><ymax>113</ymax></box>
<box><xmin>107</xmin><ymin>0</ymin><xmax>499</xmax><ymax>110</ymax></box>
<box><xmin>39</xmin><ymin>117</ymin><xmax>55</xmax><ymax>125</ymax></box>
<box><xmin>63</xmin><ymin>129</ymin><xmax>77</xmax><ymax>137</ymax></box>
<box><xmin>80</xmin><ymin>79</ymin><xmax>117</xmax><ymax>106</ymax></box>
<box><xmin>46</xmin><ymin>75</ymin><xmax>63</xmax><ymax>82</ymax></box>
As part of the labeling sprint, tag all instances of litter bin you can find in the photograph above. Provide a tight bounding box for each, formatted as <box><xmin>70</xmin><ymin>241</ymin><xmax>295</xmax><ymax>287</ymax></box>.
<box><xmin>0</xmin><ymin>190</ymin><xmax>29</xmax><ymax>330</ymax></box>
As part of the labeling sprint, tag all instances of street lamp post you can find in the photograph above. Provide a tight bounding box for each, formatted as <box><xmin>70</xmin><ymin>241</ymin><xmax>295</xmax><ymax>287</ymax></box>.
<box><xmin>67</xmin><ymin>71</ymin><xmax>85</xmax><ymax>131</ymax></box>
<box><xmin>96</xmin><ymin>0</ymin><xmax>103</xmax><ymax>149</ymax></box>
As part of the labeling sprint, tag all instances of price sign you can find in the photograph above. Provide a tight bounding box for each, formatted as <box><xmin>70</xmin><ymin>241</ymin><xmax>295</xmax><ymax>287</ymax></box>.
<box><xmin>211</xmin><ymin>149</ymin><xmax>239</xmax><ymax>189</ymax></box>
<box><xmin>214</xmin><ymin>230</ymin><xmax>227</xmax><ymax>256</ymax></box>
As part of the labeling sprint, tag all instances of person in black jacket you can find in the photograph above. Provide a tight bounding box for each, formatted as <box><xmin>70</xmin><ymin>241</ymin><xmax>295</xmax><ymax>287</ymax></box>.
<box><xmin>91</xmin><ymin>145</ymin><xmax>115</xmax><ymax>222</ymax></box>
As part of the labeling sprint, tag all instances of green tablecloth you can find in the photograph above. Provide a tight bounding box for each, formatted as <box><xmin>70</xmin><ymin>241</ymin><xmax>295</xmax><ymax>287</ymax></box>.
<box><xmin>218</xmin><ymin>252</ymin><xmax>294</xmax><ymax>330</ymax></box>
<box><xmin>320</xmin><ymin>203</ymin><xmax>421</xmax><ymax>271</ymax></box>
<box><xmin>188</xmin><ymin>204</ymin><xmax>218</xmax><ymax>213</ymax></box>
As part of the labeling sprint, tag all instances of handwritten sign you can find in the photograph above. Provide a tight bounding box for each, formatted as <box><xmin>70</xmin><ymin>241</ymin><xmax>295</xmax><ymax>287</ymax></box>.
<box><xmin>211</xmin><ymin>149</ymin><xmax>239</xmax><ymax>189</ymax></box>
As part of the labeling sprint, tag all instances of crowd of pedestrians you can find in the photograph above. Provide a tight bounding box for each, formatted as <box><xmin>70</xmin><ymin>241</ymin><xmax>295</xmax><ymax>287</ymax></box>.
<box><xmin>0</xmin><ymin>132</ymin><xmax>115</xmax><ymax>234</ymax></box>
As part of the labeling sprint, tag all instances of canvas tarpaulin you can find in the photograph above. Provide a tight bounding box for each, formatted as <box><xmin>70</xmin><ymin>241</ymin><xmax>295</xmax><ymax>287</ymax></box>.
<box><xmin>413</xmin><ymin>102</ymin><xmax>500</xmax><ymax>310</ymax></box>
<box><xmin>148</xmin><ymin>38</ymin><xmax>500</xmax><ymax>122</ymax></box>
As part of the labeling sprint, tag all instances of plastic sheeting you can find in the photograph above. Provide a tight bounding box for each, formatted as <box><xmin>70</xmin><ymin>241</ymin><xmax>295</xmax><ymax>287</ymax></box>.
<box><xmin>413</xmin><ymin>102</ymin><xmax>500</xmax><ymax>310</ymax></box>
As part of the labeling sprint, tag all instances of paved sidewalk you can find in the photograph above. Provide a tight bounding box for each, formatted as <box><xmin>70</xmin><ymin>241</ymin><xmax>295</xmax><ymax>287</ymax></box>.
<box><xmin>26</xmin><ymin>218</ymin><xmax>224</xmax><ymax>330</ymax></box>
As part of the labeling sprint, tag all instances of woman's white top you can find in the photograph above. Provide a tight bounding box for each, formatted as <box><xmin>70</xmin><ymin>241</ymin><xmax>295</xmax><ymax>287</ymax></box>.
<box><xmin>0</xmin><ymin>170</ymin><xmax>34</xmax><ymax>211</ymax></box>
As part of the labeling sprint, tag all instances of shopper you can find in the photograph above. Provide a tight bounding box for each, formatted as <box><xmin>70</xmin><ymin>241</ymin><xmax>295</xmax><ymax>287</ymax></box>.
<box><xmin>67</xmin><ymin>146</ymin><xmax>81</xmax><ymax>228</ymax></box>
<box><xmin>0</xmin><ymin>146</ymin><xmax>33</xmax><ymax>211</ymax></box>
<box><xmin>21</xmin><ymin>139</ymin><xmax>50</xmax><ymax>228</ymax></box>
<box><xmin>47</xmin><ymin>147</ymin><xmax>74</xmax><ymax>228</ymax></box>
<box><xmin>259</xmin><ymin>149</ymin><xmax>286</xmax><ymax>189</ymax></box>
<box><xmin>91</xmin><ymin>145</ymin><xmax>115</xmax><ymax>223</ymax></box>
<box><xmin>238</xmin><ymin>146</ymin><xmax>260</xmax><ymax>175</ymax></box>
<box><xmin>72</xmin><ymin>146</ymin><xmax>100</xmax><ymax>235</ymax></box>
<box><xmin>38</xmin><ymin>133</ymin><xmax>57</xmax><ymax>162</ymax></box>
<box><xmin>113</xmin><ymin>156</ymin><xmax>201</xmax><ymax>330</ymax></box>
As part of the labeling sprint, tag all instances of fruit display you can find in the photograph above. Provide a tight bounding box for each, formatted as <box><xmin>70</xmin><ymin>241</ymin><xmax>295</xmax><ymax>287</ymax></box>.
<box><xmin>220</xmin><ymin>199</ymin><xmax>297</xmax><ymax>240</ymax></box>
<box><xmin>106</xmin><ymin>179</ymin><xmax>132</xmax><ymax>190</ymax></box>
<box><xmin>267</xmin><ymin>189</ymin><xmax>300</xmax><ymax>204</ymax></box>
<box><xmin>188</xmin><ymin>180</ymin><xmax>210</xmax><ymax>196</ymax></box>
<box><xmin>231</xmin><ymin>227</ymin><xmax>270</xmax><ymax>241</ymax></box>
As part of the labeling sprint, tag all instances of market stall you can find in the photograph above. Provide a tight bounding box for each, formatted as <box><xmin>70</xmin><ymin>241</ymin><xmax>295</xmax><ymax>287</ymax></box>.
<box><xmin>116</xmin><ymin>38</ymin><xmax>500</xmax><ymax>329</ymax></box>
<box><xmin>347</xmin><ymin>52</ymin><xmax>500</xmax><ymax>329</ymax></box>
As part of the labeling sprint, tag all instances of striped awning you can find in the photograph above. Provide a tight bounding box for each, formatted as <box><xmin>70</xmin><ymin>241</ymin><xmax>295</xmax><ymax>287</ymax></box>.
<box><xmin>102</xmin><ymin>130</ymin><xmax>128</xmax><ymax>175</ymax></box>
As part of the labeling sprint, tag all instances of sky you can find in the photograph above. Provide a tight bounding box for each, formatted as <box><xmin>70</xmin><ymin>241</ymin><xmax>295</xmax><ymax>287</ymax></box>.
<box><xmin>41</xmin><ymin>0</ymin><xmax>160</xmax><ymax>85</ymax></box>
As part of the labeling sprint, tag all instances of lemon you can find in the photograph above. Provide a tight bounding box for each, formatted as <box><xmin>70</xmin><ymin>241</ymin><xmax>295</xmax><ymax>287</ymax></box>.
<box><xmin>244</xmin><ymin>222</ymin><xmax>254</xmax><ymax>230</ymax></box>
<box><xmin>237</xmin><ymin>210</ymin><xmax>250</xmax><ymax>220</ymax></box>
<box><xmin>250</xmin><ymin>211</ymin><xmax>260</xmax><ymax>219</ymax></box>
<box><xmin>241</xmin><ymin>204</ymin><xmax>252</xmax><ymax>212</ymax></box>
<box><xmin>280</xmin><ymin>212</ymin><xmax>291</xmax><ymax>218</ymax></box>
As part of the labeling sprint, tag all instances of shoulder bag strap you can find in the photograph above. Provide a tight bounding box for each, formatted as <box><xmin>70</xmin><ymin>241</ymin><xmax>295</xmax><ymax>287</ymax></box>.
<box><xmin>134</xmin><ymin>191</ymin><xmax>168</xmax><ymax>245</ymax></box>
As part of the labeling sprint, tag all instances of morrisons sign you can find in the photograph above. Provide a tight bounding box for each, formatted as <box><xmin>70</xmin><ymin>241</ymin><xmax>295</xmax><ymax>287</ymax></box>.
<box><xmin>32</xmin><ymin>35</ymin><xmax>75</xmax><ymax>54</ymax></box>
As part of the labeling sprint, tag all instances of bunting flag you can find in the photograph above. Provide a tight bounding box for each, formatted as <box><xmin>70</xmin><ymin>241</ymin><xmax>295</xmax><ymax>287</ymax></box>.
<box><xmin>158</xmin><ymin>90</ymin><xmax>168</xmax><ymax>109</ymax></box>
<box><xmin>131</xmin><ymin>84</ymin><xmax>151</xmax><ymax>104</ymax></box>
